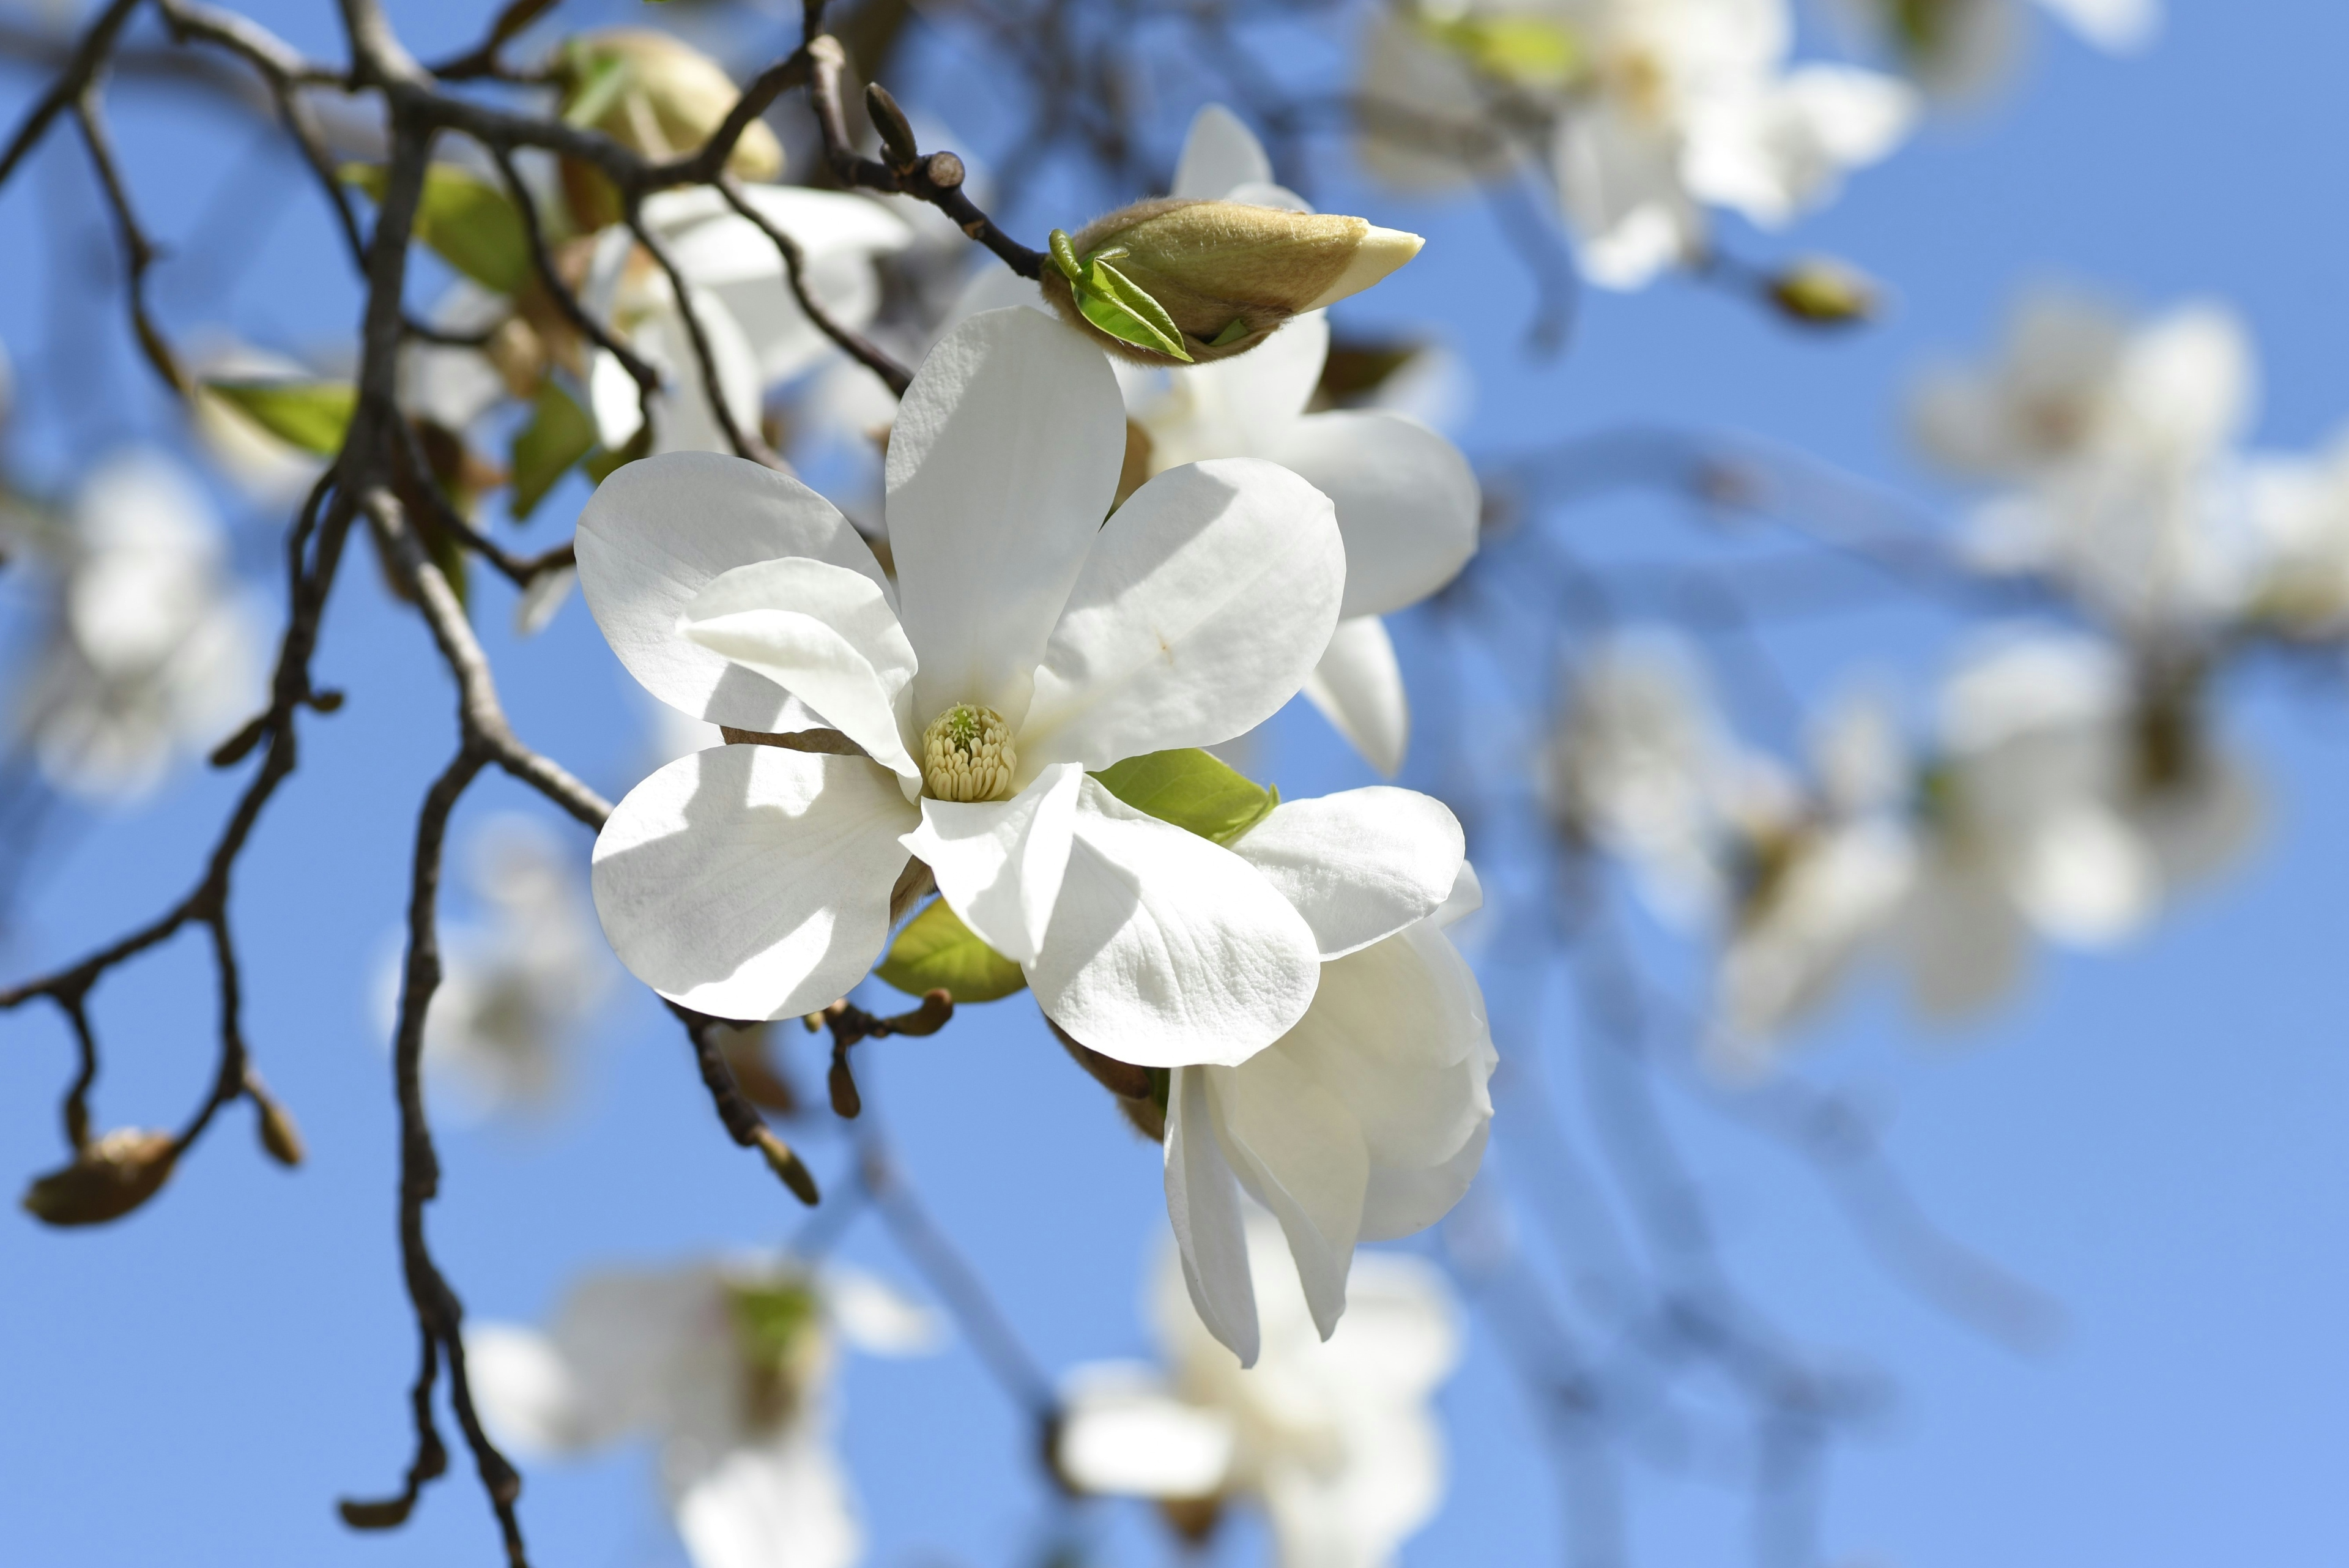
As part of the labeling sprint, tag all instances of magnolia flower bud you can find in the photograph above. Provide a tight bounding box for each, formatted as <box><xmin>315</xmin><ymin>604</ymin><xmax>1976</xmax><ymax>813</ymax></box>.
<box><xmin>1040</xmin><ymin>199</ymin><xmax>1424</xmax><ymax>365</ymax></box>
<box><xmin>21</xmin><ymin>1128</ymin><xmax>177</xmax><ymax>1227</ymax></box>
<box><xmin>557</xmin><ymin>29</ymin><xmax>785</xmax><ymax>228</ymax></box>
<box><xmin>1767</xmin><ymin>257</ymin><xmax>1880</xmax><ymax>328</ymax></box>
<box><xmin>247</xmin><ymin>1075</ymin><xmax>305</xmax><ymax>1168</ymax></box>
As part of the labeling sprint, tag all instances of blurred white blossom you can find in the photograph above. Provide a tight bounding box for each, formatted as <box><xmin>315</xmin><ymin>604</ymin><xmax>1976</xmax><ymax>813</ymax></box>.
<box><xmin>1831</xmin><ymin>0</ymin><xmax>2159</xmax><ymax>99</ymax></box>
<box><xmin>1362</xmin><ymin>0</ymin><xmax>1917</xmax><ymax>288</ymax></box>
<box><xmin>469</xmin><ymin>1256</ymin><xmax>938</xmax><ymax>1568</ymax></box>
<box><xmin>385</xmin><ymin>814</ymin><xmax>614</xmax><ymax>1118</ymax></box>
<box><xmin>8</xmin><ymin>449</ymin><xmax>265</xmax><ymax>801</ymax></box>
<box><xmin>1058</xmin><ymin>1213</ymin><xmax>1459</xmax><ymax>1567</ymax></box>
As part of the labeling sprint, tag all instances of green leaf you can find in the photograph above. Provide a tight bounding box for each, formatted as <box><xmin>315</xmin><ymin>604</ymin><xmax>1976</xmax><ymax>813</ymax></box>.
<box><xmin>1085</xmin><ymin>259</ymin><xmax>1192</xmax><ymax>362</ymax></box>
<box><xmin>875</xmin><ymin>899</ymin><xmax>1028</xmax><ymax>1003</ymax></box>
<box><xmin>1091</xmin><ymin>748</ymin><xmax>1277</xmax><ymax>845</ymax></box>
<box><xmin>508</xmin><ymin>381</ymin><xmax>598</xmax><ymax>520</ymax></box>
<box><xmin>342</xmin><ymin>162</ymin><xmax>532</xmax><ymax>295</ymax></box>
<box><xmin>1048</xmin><ymin>228</ymin><xmax>1085</xmax><ymax>284</ymax></box>
<box><xmin>205</xmin><ymin>379</ymin><xmax>355</xmax><ymax>456</ymax></box>
<box><xmin>561</xmin><ymin>50</ymin><xmax>635</xmax><ymax>129</ymax></box>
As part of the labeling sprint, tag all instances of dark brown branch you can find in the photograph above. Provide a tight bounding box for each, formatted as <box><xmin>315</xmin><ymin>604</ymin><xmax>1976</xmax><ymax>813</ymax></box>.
<box><xmin>71</xmin><ymin>84</ymin><xmax>186</xmax><ymax>393</ymax></box>
<box><xmin>810</xmin><ymin>990</ymin><xmax>954</xmax><ymax>1119</ymax></box>
<box><xmin>0</xmin><ymin>0</ymin><xmax>143</xmax><ymax>190</ymax></box>
<box><xmin>715</xmin><ymin>173</ymin><xmax>911</xmax><ymax>397</ymax></box>
<box><xmin>673</xmin><ymin>1002</ymin><xmax>823</xmax><ymax>1205</ymax></box>
<box><xmin>392</xmin><ymin>416</ymin><xmax>577</xmax><ymax>589</ymax></box>
<box><xmin>626</xmin><ymin>201</ymin><xmax>786</xmax><ymax>469</ymax></box>
<box><xmin>805</xmin><ymin>35</ymin><xmax>1044</xmax><ymax>280</ymax></box>
<box><xmin>421</xmin><ymin>0</ymin><xmax>562</xmax><ymax>83</ymax></box>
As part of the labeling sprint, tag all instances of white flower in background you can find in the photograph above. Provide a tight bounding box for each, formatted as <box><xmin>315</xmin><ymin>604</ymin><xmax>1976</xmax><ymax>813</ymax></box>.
<box><xmin>382</xmin><ymin>814</ymin><xmax>615</xmax><ymax>1117</ymax></box>
<box><xmin>1167</xmin><ymin>795</ymin><xmax>1494</xmax><ymax>1362</ymax></box>
<box><xmin>1710</xmin><ymin>691</ymin><xmax>1914</xmax><ymax>1061</ymax></box>
<box><xmin>469</xmin><ymin>1257</ymin><xmax>939</xmax><ymax>1568</ymax></box>
<box><xmin>2242</xmin><ymin>425</ymin><xmax>2349</xmax><ymax>639</ymax></box>
<box><xmin>1893</xmin><ymin>629</ymin><xmax>2154</xmax><ymax>1016</ymax></box>
<box><xmin>1913</xmin><ymin>291</ymin><xmax>2259</xmax><ymax>636</ymax></box>
<box><xmin>1542</xmin><ymin>636</ymin><xmax>1735</xmax><ymax>921</ymax></box>
<box><xmin>1124</xmin><ymin>106</ymin><xmax>1481</xmax><ymax>776</ymax></box>
<box><xmin>586</xmin><ymin>185</ymin><xmax>914</xmax><ymax>457</ymax></box>
<box><xmin>1830</xmin><ymin>0</ymin><xmax>2159</xmax><ymax>100</ymax></box>
<box><xmin>1360</xmin><ymin>0</ymin><xmax>1916</xmax><ymax>289</ymax></box>
<box><xmin>9</xmin><ymin>450</ymin><xmax>264</xmax><ymax>801</ymax></box>
<box><xmin>1057</xmin><ymin>1213</ymin><xmax>1460</xmax><ymax>1567</ymax></box>
<box><xmin>582</xmin><ymin>308</ymin><xmax>1343</xmax><ymax>1065</ymax></box>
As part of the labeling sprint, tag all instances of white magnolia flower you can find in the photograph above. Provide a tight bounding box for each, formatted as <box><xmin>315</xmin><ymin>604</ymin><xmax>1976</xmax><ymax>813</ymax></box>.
<box><xmin>1166</xmin><ymin>797</ymin><xmax>1494</xmax><ymax>1362</ymax></box>
<box><xmin>1124</xmin><ymin>106</ymin><xmax>1481</xmax><ymax>776</ymax></box>
<box><xmin>587</xmin><ymin>185</ymin><xmax>914</xmax><ymax>456</ymax></box>
<box><xmin>380</xmin><ymin>814</ymin><xmax>615</xmax><ymax>1117</ymax></box>
<box><xmin>1058</xmin><ymin>1213</ymin><xmax>1460</xmax><ymax>1567</ymax></box>
<box><xmin>1895</xmin><ymin>628</ymin><xmax>2256</xmax><ymax>1016</ymax></box>
<box><xmin>9</xmin><ymin>450</ymin><xmax>264</xmax><ymax>801</ymax></box>
<box><xmin>2242</xmin><ymin>424</ymin><xmax>2349</xmax><ymax>639</ymax></box>
<box><xmin>1711</xmin><ymin>693</ymin><xmax>1914</xmax><ymax>1059</ymax></box>
<box><xmin>1915</xmin><ymin>291</ymin><xmax>2259</xmax><ymax>635</ymax></box>
<box><xmin>469</xmin><ymin>1257</ymin><xmax>939</xmax><ymax>1568</ymax></box>
<box><xmin>1542</xmin><ymin>636</ymin><xmax>1735</xmax><ymax>921</ymax></box>
<box><xmin>1361</xmin><ymin>0</ymin><xmax>1916</xmax><ymax>289</ymax></box>
<box><xmin>582</xmin><ymin>307</ymin><xmax>1347</xmax><ymax>1065</ymax></box>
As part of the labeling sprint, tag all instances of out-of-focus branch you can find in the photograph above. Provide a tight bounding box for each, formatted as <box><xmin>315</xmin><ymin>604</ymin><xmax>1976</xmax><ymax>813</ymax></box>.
<box><xmin>0</xmin><ymin>0</ymin><xmax>144</xmax><ymax>188</ymax></box>
<box><xmin>70</xmin><ymin>85</ymin><xmax>185</xmax><ymax>393</ymax></box>
<box><xmin>626</xmin><ymin>203</ymin><xmax>785</xmax><ymax>468</ymax></box>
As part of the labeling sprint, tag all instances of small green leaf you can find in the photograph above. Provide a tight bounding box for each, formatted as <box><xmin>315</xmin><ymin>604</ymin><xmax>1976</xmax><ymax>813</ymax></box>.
<box><xmin>1048</xmin><ymin>228</ymin><xmax>1085</xmax><ymax>284</ymax></box>
<box><xmin>875</xmin><ymin>899</ymin><xmax>1028</xmax><ymax>1003</ymax></box>
<box><xmin>562</xmin><ymin>50</ymin><xmax>635</xmax><ymax>129</ymax></box>
<box><xmin>1091</xmin><ymin>748</ymin><xmax>1277</xmax><ymax>845</ymax></box>
<box><xmin>1086</xmin><ymin>259</ymin><xmax>1192</xmax><ymax>362</ymax></box>
<box><xmin>508</xmin><ymin>381</ymin><xmax>598</xmax><ymax>520</ymax></box>
<box><xmin>205</xmin><ymin>379</ymin><xmax>356</xmax><ymax>456</ymax></box>
<box><xmin>1208</xmin><ymin>317</ymin><xmax>1252</xmax><ymax>349</ymax></box>
<box><xmin>343</xmin><ymin>163</ymin><xmax>533</xmax><ymax>296</ymax></box>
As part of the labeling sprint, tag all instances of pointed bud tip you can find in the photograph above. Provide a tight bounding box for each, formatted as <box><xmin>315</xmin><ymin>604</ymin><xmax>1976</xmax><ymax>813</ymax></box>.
<box><xmin>1302</xmin><ymin>225</ymin><xmax>1425</xmax><ymax>311</ymax></box>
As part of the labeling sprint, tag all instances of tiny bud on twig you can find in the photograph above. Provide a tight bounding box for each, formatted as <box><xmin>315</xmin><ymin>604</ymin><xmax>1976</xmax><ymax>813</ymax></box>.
<box><xmin>828</xmin><ymin>1045</ymin><xmax>863</xmax><ymax>1119</ymax></box>
<box><xmin>753</xmin><ymin>1126</ymin><xmax>822</xmax><ymax>1206</ymax></box>
<box><xmin>21</xmin><ymin>1128</ymin><xmax>177</xmax><ymax>1227</ymax></box>
<box><xmin>1766</xmin><ymin>256</ymin><xmax>1879</xmax><ymax>328</ymax></box>
<box><xmin>209</xmin><ymin>713</ymin><xmax>269</xmax><ymax>768</ymax></box>
<box><xmin>924</xmin><ymin>151</ymin><xmax>965</xmax><ymax>190</ymax></box>
<box><xmin>864</xmin><ymin>83</ymin><xmax>919</xmax><ymax>167</ymax></box>
<box><xmin>247</xmin><ymin>1074</ymin><xmax>306</xmax><ymax>1168</ymax></box>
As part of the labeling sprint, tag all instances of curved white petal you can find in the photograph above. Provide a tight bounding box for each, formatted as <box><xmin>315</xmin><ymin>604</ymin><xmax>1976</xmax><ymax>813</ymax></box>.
<box><xmin>544</xmin><ymin>1266</ymin><xmax>729</xmax><ymax>1444</ymax></box>
<box><xmin>680</xmin><ymin>557</ymin><xmax>921</xmax><ymax>780</ymax></box>
<box><xmin>823</xmin><ymin>1266</ymin><xmax>945</xmax><ymax>1358</ymax></box>
<box><xmin>1172</xmin><ymin>103</ymin><xmax>1273</xmax><ymax>200</ymax></box>
<box><xmin>2011</xmin><ymin>806</ymin><xmax>2156</xmax><ymax>945</ymax></box>
<box><xmin>1302</xmin><ymin>615</ymin><xmax>1410</xmax><ymax>777</ymax></box>
<box><xmin>465</xmin><ymin>1325</ymin><xmax>590</xmax><ymax>1458</ymax></box>
<box><xmin>1207</xmin><ymin>1054</ymin><xmax>1368</xmax><ymax>1341</ymax></box>
<box><xmin>1165</xmin><ymin>1064</ymin><xmax>1259</xmax><ymax>1367</ymax></box>
<box><xmin>672</xmin><ymin>1429</ymin><xmax>861</xmax><ymax>1568</ymax></box>
<box><xmin>1141</xmin><ymin>313</ymin><xmax>1329</xmax><ymax>464</ymax></box>
<box><xmin>900</xmin><ymin>762</ymin><xmax>1085</xmax><ymax>965</ymax></box>
<box><xmin>885</xmin><ymin>308</ymin><xmax>1125</xmax><ymax>725</ymax></box>
<box><xmin>1056</xmin><ymin>1363</ymin><xmax>1236</xmax><ymax>1496</ymax></box>
<box><xmin>1229</xmin><ymin>787</ymin><xmax>1463</xmax><ymax>959</ymax></box>
<box><xmin>1030</xmin><ymin>780</ymin><xmax>1321</xmax><ymax>1068</ymax></box>
<box><xmin>1271</xmin><ymin>409</ymin><xmax>1479</xmax><ymax>620</ymax></box>
<box><xmin>576</xmin><ymin>453</ymin><xmax>891</xmax><ymax>730</ymax></box>
<box><xmin>591</xmin><ymin>745</ymin><xmax>915</xmax><ymax>1020</ymax></box>
<box><xmin>1021</xmin><ymin>458</ymin><xmax>1343</xmax><ymax>774</ymax></box>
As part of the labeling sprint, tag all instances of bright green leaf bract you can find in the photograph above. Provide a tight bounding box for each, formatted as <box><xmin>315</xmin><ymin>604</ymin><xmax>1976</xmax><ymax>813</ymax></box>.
<box><xmin>205</xmin><ymin>379</ymin><xmax>356</xmax><ymax>457</ymax></box>
<box><xmin>343</xmin><ymin>162</ymin><xmax>533</xmax><ymax>297</ymax></box>
<box><xmin>875</xmin><ymin>899</ymin><xmax>1028</xmax><ymax>1003</ymax></box>
<box><xmin>508</xmin><ymin>381</ymin><xmax>598</xmax><ymax>520</ymax></box>
<box><xmin>1092</xmin><ymin>748</ymin><xmax>1277</xmax><ymax>845</ymax></box>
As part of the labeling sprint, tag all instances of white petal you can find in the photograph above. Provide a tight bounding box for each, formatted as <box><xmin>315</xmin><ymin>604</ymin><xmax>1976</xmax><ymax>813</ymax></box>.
<box><xmin>588</xmin><ymin>347</ymin><xmax>644</xmax><ymax>449</ymax></box>
<box><xmin>900</xmin><ymin>763</ymin><xmax>1085</xmax><ymax>965</ymax></box>
<box><xmin>576</xmin><ymin>452</ymin><xmax>891</xmax><ymax>730</ymax></box>
<box><xmin>464</xmin><ymin>1325</ymin><xmax>590</xmax><ymax>1458</ymax></box>
<box><xmin>2036</xmin><ymin>0</ymin><xmax>2161</xmax><ymax>51</ymax></box>
<box><xmin>885</xmin><ymin>308</ymin><xmax>1125</xmax><ymax>725</ymax></box>
<box><xmin>1302</xmin><ymin>616</ymin><xmax>1409</xmax><ymax>777</ymax></box>
<box><xmin>1433</xmin><ymin>859</ymin><xmax>1483</xmax><ymax>929</ymax></box>
<box><xmin>1230</xmin><ymin>787</ymin><xmax>1463</xmax><ymax>958</ymax></box>
<box><xmin>591</xmin><ymin>745</ymin><xmax>916</xmax><ymax>1020</ymax></box>
<box><xmin>1030</xmin><ymin>780</ymin><xmax>1322</xmax><ymax>1068</ymax></box>
<box><xmin>2011</xmin><ymin>806</ymin><xmax>2156</xmax><ymax>945</ymax></box>
<box><xmin>1020</xmin><ymin>458</ymin><xmax>1343</xmax><ymax>773</ymax></box>
<box><xmin>1056</xmin><ymin>1364</ymin><xmax>1236</xmax><ymax>1496</ymax></box>
<box><xmin>1144</xmin><ymin>312</ymin><xmax>1327</xmax><ymax>463</ymax></box>
<box><xmin>1171</xmin><ymin>103</ymin><xmax>1273</xmax><ymax>199</ymax></box>
<box><xmin>1165</xmin><ymin>1065</ymin><xmax>1260</xmax><ymax>1367</ymax></box>
<box><xmin>1207</xmin><ymin>1053</ymin><xmax>1368</xmax><ymax>1340</ymax></box>
<box><xmin>673</xmin><ymin>1429</ymin><xmax>861</xmax><ymax>1568</ymax></box>
<box><xmin>823</xmin><ymin>1266</ymin><xmax>945</xmax><ymax>1358</ymax></box>
<box><xmin>1271</xmin><ymin>409</ymin><xmax>1479</xmax><ymax>619</ymax></box>
<box><xmin>680</xmin><ymin>557</ymin><xmax>921</xmax><ymax>780</ymax></box>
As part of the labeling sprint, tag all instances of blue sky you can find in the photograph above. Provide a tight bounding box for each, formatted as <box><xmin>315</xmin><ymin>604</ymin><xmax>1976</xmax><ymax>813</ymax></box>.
<box><xmin>2</xmin><ymin>1</ymin><xmax>2346</xmax><ymax>1565</ymax></box>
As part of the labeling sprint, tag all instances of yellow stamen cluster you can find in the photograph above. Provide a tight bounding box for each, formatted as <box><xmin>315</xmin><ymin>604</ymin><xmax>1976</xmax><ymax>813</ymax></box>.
<box><xmin>921</xmin><ymin>704</ymin><xmax>1017</xmax><ymax>802</ymax></box>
